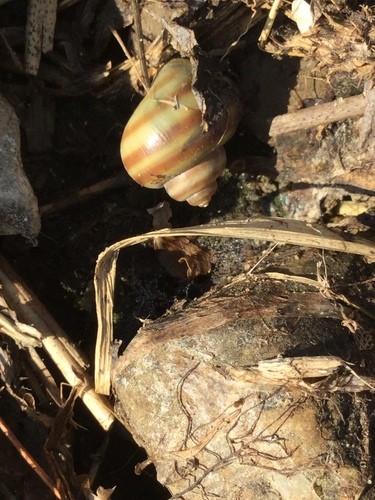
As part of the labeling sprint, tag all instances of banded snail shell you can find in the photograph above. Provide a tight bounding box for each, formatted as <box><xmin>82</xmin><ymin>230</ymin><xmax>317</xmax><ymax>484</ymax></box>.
<box><xmin>120</xmin><ymin>58</ymin><xmax>240</xmax><ymax>207</ymax></box>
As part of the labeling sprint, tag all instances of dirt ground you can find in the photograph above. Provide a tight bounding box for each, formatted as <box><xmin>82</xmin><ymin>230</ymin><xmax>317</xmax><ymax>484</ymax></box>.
<box><xmin>0</xmin><ymin>1</ymin><xmax>375</xmax><ymax>499</ymax></box>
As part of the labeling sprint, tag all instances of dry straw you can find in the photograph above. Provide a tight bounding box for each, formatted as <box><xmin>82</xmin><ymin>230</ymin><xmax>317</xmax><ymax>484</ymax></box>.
<box><xmin>94</xmin><ymin>217</ymin><xmax>375</xmax><ymax>395</ymax></box>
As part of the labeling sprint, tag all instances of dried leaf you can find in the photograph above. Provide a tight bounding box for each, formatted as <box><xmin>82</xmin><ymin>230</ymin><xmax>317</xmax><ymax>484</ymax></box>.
<box><xmin>78</xmin><ymin>474</ymin><xmax>116</xmax><ymax>499</ymax></box>
<box><xmin>147</xmin><ymin>201</ymin><xmax>172</xmax><ymax>230</ymax></box>
<box><xmin>144</xmin><ymin>8</ymin><xmax>198</xmax><ymax>56</ymax></box>
<box><xmin>153</xmin><ymin>236</ymin><xmax>213</xmax><ymax>279</ymax></box>
<box><xmin>291</xmin><ymin>0</ymin><xmax>314</xmax><ymax>33</ymax></box>
<box><xmin>92</xmin><ymin>486</ymin><xmax>117</xmax><ymax>500</ymax></box>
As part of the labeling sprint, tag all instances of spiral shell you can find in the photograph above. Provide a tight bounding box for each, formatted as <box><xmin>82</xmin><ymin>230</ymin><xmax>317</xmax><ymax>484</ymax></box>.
<box><xmin>120</xmin><ymin>58</ymin><xmax>240</xmax><ymax>207</ymax></box>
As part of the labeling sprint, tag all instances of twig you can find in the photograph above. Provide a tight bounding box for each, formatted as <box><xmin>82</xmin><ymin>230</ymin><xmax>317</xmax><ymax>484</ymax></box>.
<box><xmin>130</xmin><ymin>0</ymin><xmax>150</xmax><ymax>90</ymax></box>
<box><xmin>44</xmin><ymin>386</ymin><xmax>80</xmax><ymax>500</ymax></box>
<box><xmin>258</xmin><ymin>0</ymin><xmax>283</xmax><ymax>49</ymax></box>
<box><xmin>110</xmin><ymin>28</ymin><xmax>146</xmax><ymax>92</ymax></box>
<box><xmin>269</xmin><ymin>90</ymin><xmax>373</xmax><ymax>138</ymax></box>
<box><xmin>39</xmin><ymin>173</ymin><xmax>127</xmax><ymax>217</ymax></box>
<box><xmin>27</xmin><ymin>347</ymin><xmax>62</xmax><ymax>406</ymax></box>
<box><xmin>0</xmin><ymin>254</ymin><xmax>114</xmax><ymax>430</ymax></box>
<box><xmin>0</xmin><ymin>415</ymin><xmax>62</xmax><ymax>499</ymax></box>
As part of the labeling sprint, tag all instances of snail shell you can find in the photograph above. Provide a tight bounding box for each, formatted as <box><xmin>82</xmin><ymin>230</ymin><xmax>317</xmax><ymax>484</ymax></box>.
<box><xmin>120</xmin><ymin>58</ymin><xmax>240</xmax><ymax>207</ymax></box>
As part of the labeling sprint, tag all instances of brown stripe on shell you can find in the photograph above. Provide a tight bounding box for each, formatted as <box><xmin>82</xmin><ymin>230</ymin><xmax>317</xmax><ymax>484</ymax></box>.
<box><xmin>121</xmin><ymin>80</ymin><xmax>197</xmax><ymax>157</ymax></box>
<box><xmin>121</xmin><ymin>73</ymin><xmax>210</xmax><ymax>187</ymax></box>
<box><xmin>150</xmin><ymin>60</ymin><xmax>193</xmax><ymax>101</ymax></box>
<box><xmin>122</xmin><ymin>107</ymin><xmax>204</xmax><ymax>188</ymax></box>
<box><xmin>139</xmin><ymin>114</ymin><xmax>228</xmax><ymax>188</ymax></box>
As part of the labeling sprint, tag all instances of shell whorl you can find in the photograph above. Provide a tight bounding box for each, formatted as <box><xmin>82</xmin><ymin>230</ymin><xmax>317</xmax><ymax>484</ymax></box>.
<box><xmin>120</xmin><ymin>58</ymin><xmax>240</xmax><ymax>206</ymax></box>
<box><xmin>164</xmin><ymin>147</ymin><xmax>226</xmax><ymax>207</ymax></box>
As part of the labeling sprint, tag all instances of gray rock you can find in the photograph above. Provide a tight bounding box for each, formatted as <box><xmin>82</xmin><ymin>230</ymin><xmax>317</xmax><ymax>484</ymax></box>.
<box><xmin>0</xmin><ymin>94</ymin><xmax>40</xmax><ymax>241</ymax></box>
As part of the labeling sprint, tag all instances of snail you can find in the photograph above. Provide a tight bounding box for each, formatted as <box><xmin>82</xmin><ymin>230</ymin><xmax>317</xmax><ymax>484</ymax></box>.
<box><xmin>120</xmin><ymin>58</ymin><xmax>240</xmax><ymax>207</ymax></box>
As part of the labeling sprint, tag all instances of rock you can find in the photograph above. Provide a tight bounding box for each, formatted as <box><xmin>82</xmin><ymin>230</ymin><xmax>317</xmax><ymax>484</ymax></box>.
<box><xmin>0</xmin><ymin>94</ymin><xmax>40</xmax><ymax>241</ymax></box>
<box><xmin>112</xmin><ymin>249</ymin><xmax>372</xmax><ymax>499</ymax></box>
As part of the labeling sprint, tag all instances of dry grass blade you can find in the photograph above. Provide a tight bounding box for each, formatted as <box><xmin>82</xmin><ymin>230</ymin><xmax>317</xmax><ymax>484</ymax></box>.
<box><xmin>130</xmin><ymin>0</ymin><xmax>150</xmax><ymax>90</ymax></box>
<box><xmin>94</xmin><ymin>250</ymin><xmax>118</xmax><ymax>396</ymax></box>
<box><xmin>94</xmin><ymin>217</ymin><xmax>375</xmax><ymax>394</ymax></box>
<box><xmin>256</xmin><ymin>356</ymin><xmax>375</xmax><ymax>391</ymax></box>
<box><xmin>0</xmin><ymin>308</ymin><xmax>42</xmax><ymax>347</ymax></box>
<box><xmin>0</xmin><ymin>254</ymin><xmax>114</xmax><ymax>430</ymax></box>
<box><xmin>228</xmin><ymin>356</ymin><xmax>375</xmax><ymax>392</ymax></box>
<box><xmin>25</xmin><ymin>0</ymin><xmax>57</xmax><ymax>75</ymax></box>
